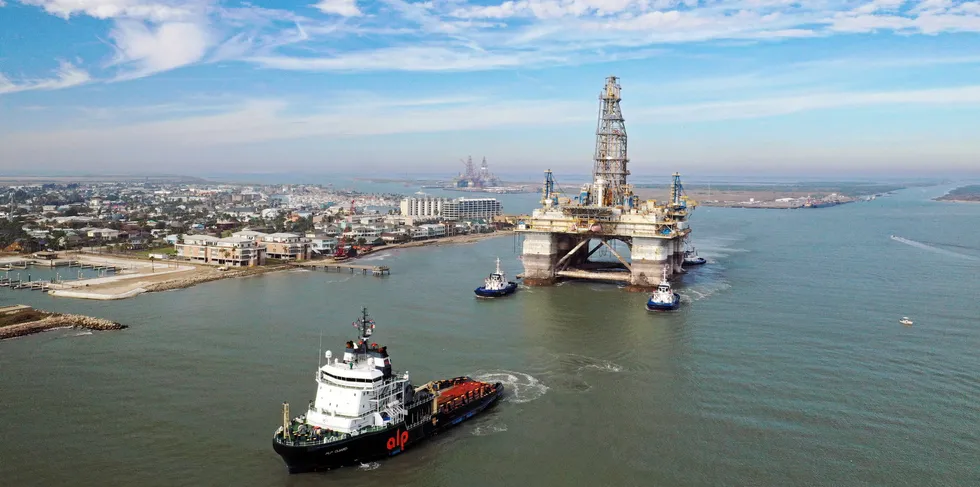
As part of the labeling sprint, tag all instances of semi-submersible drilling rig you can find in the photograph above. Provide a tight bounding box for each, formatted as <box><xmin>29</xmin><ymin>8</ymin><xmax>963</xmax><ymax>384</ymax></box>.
<box><xmin>516</xmin><ymin>76</ymin><xmax>696</xmax><ymax>288</ymax></box>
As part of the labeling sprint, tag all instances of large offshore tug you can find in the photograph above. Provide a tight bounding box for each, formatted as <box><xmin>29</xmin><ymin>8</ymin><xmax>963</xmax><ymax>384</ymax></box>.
<box><xmin>516</xmin><ymin>76</ymin><xmax>696</xmax><ymax>289</ymax></box>
<box><xmin>273</xmin><ymin>308</ymin><xmax>504</xmax><ymax>473</ymax></box>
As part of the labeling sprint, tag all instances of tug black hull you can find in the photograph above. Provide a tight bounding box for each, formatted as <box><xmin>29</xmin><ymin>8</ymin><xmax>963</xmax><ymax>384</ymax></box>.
<box><xmin>274</xmin><ymin>382</ymin><xmax>503</xmax><ymax>473</ymax></box>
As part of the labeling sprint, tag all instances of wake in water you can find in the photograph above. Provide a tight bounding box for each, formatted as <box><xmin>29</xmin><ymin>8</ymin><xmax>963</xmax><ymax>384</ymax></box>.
<box><xmin>358</xmin><ymin>253</ymin><xmax>391</xmax><ymax>262</ymax></box>
<box><xmin>321</xmin><ymin>276</ymin><xmax>353</xmax><ymax>284</ymax></box>
<box><xmin>679</xmin><ymin>280</ymin><xmax>732</xmax><ymax>302</ymax></box>
<box><xmin>357</xmin><ymin>462</ymin><xmax>380</xmax><ymax>471</ymax></box>
<box><xmin>472</xmin><ymin>423</ymin><xmax>508</xmax><ymax>437</ymax></box>
<box><xmin>890</xmin><ymin>235</ymin><xmax>980</xmax><ymax>262</ymax></box>
<box><xmin>555</xmin><ymin>353</ymin><xmax>624</xmax><ymax>373</ymax></box>
<box><xmin>473</xmin><ymin>371</ymin><xmax>548</xmax><ymax>404</ymax></box>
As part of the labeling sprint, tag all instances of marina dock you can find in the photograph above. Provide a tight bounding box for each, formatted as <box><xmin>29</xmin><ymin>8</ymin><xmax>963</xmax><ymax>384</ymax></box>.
<box><xmin>0</xmin><ymin>278</ymin><xmax>50</xmax><ymax>291</ymax></box>
<box><xmin>298</xmin><ymin>262</ymin><xmax>390</xmax><ymax>276</ymax></box>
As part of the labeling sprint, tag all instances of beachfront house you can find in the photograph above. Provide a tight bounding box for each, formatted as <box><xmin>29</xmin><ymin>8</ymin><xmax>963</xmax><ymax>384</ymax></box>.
<box><xmin>261</xmin><ymin>232</ymin><xmax>311</xmax><ymax>261</ymax></box>
<box><xmin>176</xmin><ymin>234</ymin><xmax>266</xmax><ymax>267</ymax></box>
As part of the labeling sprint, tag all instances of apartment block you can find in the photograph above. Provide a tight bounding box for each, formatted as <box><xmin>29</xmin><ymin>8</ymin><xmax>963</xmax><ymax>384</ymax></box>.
<box><xmin>176</xmin><ymin>234</ymin><xmax>266</xmax><ymax>267</ymax></box>
<box><xmin>263</xmin><ymin>232</ymin><xmax>312</xmax><ymax>261</ymax></box>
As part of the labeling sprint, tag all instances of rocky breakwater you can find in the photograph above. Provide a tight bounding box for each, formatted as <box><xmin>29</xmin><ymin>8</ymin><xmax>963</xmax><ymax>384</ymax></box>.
<box><xmin>0</xmin><ymin>308</ymin><xmax>127</xmax><ymax>340</ymax></box>
<box><xmin>143</xmin><ymin>264</ymin><xmax>290</xmax><ymax>293</ymax></box>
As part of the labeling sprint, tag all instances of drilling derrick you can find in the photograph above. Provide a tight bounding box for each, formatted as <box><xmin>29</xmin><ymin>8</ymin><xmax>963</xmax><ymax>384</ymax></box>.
<box><xmin>515</xmin><ymin>76</ymin><xmax>696</xmax><ymax>289</ymax></box>
<box><xmin>591</xmin><ymin>76</ymin><xmax>630</xmax><ymax>207</ymax></box>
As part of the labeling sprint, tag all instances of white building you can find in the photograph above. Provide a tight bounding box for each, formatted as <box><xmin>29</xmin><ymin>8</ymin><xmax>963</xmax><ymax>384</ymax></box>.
<box><xmin>87</xmin><ymin>228</ymin><xmax>121</xmax><ymax>241</ymax></box>
<box><xmin>400</xmin><ymin>196</ymin><xmax>501</xmax><ymax>221</ymax></box>
<box><xmin>442</xmin><ymin>198</ymin><xmax>502</xmax><ymax>221</ymax></box>
<box><xmin>342</xmin><ymin>226</ymin><xmax>382</xmax><ymax>241</ymax></box>
<box><xmin>421</xmin><ymin>224</ymin><xmax>446</xmax><ymax>237</ymax></box>
<box><xmin>232</xmin><ymin>229</ymin><xmax>268</xmax><ymax>241</ymax></box>
<box><xmin>400</xmin><ymin>196</ymin><xmax>446</xmax><ymax>218</ymax></box>
<box><xmin>310</xmin><ymin>237</ymin><xmax>338</xmax><ymax>255</ymax></box>
<box><xmin>413</xmin><ymin>224</ymin><xmax>446</xmax><ymax>239</ymax></box>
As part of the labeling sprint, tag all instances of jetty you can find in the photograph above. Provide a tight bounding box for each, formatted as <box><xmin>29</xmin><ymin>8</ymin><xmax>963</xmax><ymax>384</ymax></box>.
<box><xmin>1</xmin><ymin>305</ymin><xmax>127</xmax><ymax>340</ymax></box>
<box><xmin>298</xmin><ymin>262</ymin><xmax>390</xmax><ymax>276</ymax></box>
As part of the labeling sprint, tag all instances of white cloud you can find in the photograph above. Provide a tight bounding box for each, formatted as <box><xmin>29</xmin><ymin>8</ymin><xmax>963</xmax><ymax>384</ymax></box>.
<box><xmin>6</xmin><ymin>84</ymin><xmax>980</xmax><ymax>172</ymax></box>
<box><xmin>0</xmin><ymin>61</ymin><xmax>91</xmax><ymax>95</ymax></box>
<box><xmin>0</xmin><ymin>96</ymin><xmax>592</xmax><ymax>153</ymax></box>
<box><xmin>239</xmin><ymin>0</ymin><xmax>980</xmax><ymax>73</ymax></box>
<box><xmin>636</xmin><ymin>85</ymin><xmax>980</xmax><ymax>122</ymax></box>
<box><xmin>0</xmin><ymin>1</ymin><xmax>7</xmax><ymax>7</ymax></box>
<box><xmin>853</xmin><ymin>0</ymin><xmax>907</xmax><ymax>14</ymax></box>
<box><xmin>249</xmin><ymin>46</ymin><xmax>565</xmax><ymax>71</ymax></box>
<box><xmin>19</xmin><ymin>0</ymin><xmax>204</xmax><ymax>22</ymax></box>
<box><xmin>451</xmin><ymin>1</ymin><xmax>529</xmax><ymax>19</ymax></box>
<box><xmin>11</xmin><ymin>0</ymin><xmax>980</xmax><ymax>83</ymax></box>
<box><xmin>830</xmin><ymin>13</ymin><xmax>914</xmax><ymax>32</ymax></box>
<box><xmin>313</xmin><ymin>0</ymin><xmax>362</xmax><ymax>17</ymax></box>
<box><xmin>109</xmin><ymin>20</ymin><xmax>212</xmax><ymax>79</ymax></box>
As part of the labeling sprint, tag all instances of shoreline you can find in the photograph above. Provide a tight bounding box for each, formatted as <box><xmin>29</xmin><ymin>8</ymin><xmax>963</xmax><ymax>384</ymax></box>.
<box><xmin>934</xmin><ymin>184</ymin><xmax>980</xmax><ymax>203</ymax></box>
<box><xmin>934</xmin><ymin>198</ymin><xmax>980</xmax><ymax>204</ymax></box>
<box><xmin>33</xmin><ymin>231</ymin><xmax>513</xmax><ymax>301</ymax></box>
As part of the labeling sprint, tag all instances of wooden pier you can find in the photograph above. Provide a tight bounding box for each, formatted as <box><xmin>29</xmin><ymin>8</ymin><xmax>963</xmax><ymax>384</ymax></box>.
<box><xmin>300</xmin><ymin>262</ymin><xmax>390</xmax><ymax>276</ymax></box>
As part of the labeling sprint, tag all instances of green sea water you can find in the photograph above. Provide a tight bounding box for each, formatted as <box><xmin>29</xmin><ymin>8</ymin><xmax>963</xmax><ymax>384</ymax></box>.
<box><xmin>1</xmin><ymin>185</ymin><xmax>978</xmax><ymax>487</ymax></box>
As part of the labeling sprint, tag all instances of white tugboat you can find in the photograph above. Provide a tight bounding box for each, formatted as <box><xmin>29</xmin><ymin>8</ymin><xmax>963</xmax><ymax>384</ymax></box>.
<box><xmin>474</xmin><ymin>257</ymin><xmax>518</xmax><ymax>298</ymax></box>
<box><xmin>645</xmin><ymin>265</ymin><xmax>681</xmax><ymax>311</ymax></box>
<box><xmin>273</xmin><ymin>307</ymin><xmax>504</xmax><ymax>473</ymax></box>
<box><xmin>683</xmin><ymin>243</ymin><xmax>706</xmax><ymax>266</ymax></box>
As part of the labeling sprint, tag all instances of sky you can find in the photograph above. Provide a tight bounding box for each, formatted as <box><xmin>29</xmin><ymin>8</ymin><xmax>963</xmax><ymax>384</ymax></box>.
<box><xmin>1</xmin><ymin>0</ymin><xmax>979</xmax><ymax>178</ymax></box>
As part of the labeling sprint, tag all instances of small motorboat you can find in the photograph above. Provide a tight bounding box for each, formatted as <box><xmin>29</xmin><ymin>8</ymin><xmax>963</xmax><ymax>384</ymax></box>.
<box><xmin>474</xmin><ymin>257</ymin><xmax>518</xmax><ymax>298</ymax></box>
<box><xmin>900</xmin><ymin>317</ymin><xmax>913</xmax><ymax>326</ymax></box>
<box><xmin>646</xmin><ymin>265</ymin><xmax>680</xmax><ymax>311</ymax></box>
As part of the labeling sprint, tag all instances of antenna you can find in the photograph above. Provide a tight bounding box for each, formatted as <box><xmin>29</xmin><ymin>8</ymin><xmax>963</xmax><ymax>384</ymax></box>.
<box><xmin>318</xmin><ymin>330</ymin><xmax>323</xmax><ymax>368</ymax></box>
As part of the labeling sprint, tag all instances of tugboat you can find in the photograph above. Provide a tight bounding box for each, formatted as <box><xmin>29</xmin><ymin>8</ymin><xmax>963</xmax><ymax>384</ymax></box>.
<box><xmin>646</xmin><ymin>265</ymin><xmax>681</xmax><ymax>311</ymax></box>
<box><xmin>683</xmin><ymin>245</ymin><xmax>707</xmax><ymax>266</ymax></box>
<box><xmin>273</xmin><ymin>308</ymin><xmax>504</xmax><ymax>473</ymax></box>
<box><xmin>474</xmin><ymin>257</ymin><xmax>518</xmax><ymax>298</ymax></box>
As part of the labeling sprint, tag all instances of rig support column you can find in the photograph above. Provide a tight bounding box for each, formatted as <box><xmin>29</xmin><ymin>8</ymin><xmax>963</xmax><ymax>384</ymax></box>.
<box><xmin>521</xmin><ymin>233</ymin><xmax>558</xmax><ymax>285</ymax></box>
<box><xmin>630</xmin><ymin>237</ymin><xmax>670</xmax><ymax>286</ymax></box>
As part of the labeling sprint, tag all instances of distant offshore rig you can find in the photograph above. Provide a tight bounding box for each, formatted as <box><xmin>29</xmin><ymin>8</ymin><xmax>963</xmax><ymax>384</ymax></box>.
<box><xmin>516</xmin><ymin>76</ymin><xmax>696</xmax><ymax>289</ymax></box>
<box><xmin>422</xmin><ymin>156</ymin><xmax>531</xmax><ymax>194</ymax></box>
<box><xmin>453</xmin><ymin>156</ymin><xmax>501</xmax><ymax>188</ymax></box>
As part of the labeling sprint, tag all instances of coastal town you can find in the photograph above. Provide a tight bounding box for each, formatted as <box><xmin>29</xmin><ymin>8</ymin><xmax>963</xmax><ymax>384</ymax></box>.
<box><xmin>0</xmin><ymin>179</ymin><xmax>511</xmax><ymax>303</ymax></box>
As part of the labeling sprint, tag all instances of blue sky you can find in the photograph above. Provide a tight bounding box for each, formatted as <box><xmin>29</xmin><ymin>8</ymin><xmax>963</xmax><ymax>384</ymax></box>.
<box><xmin>1</xmin><ymin>0</ymin><xmax>979</xmax><ymax>177</ymax></box>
